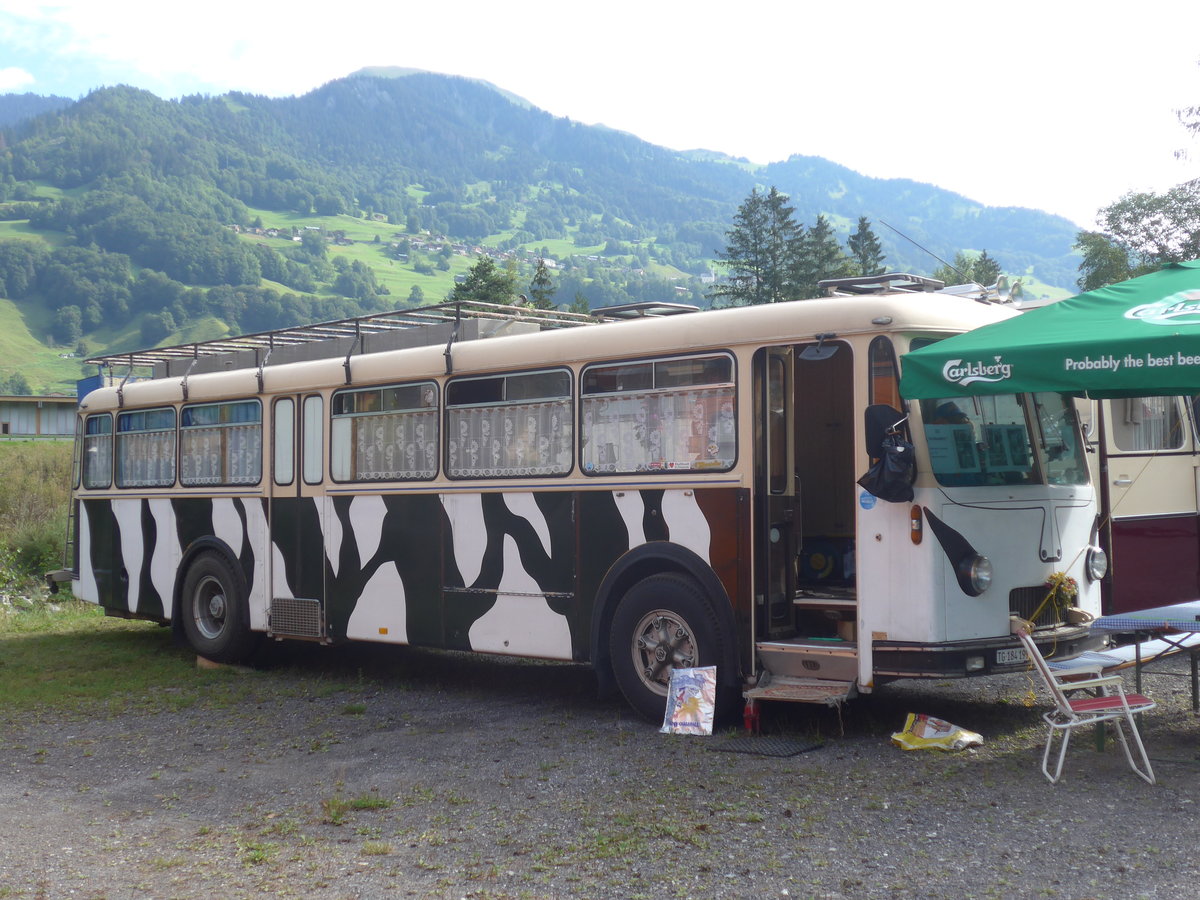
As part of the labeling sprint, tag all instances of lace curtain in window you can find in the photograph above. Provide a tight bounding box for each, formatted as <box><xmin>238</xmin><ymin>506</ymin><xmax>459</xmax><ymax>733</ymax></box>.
<box><xmin>83</xmin><ymin>432</ymin><xmax>112</xmax><ymax>489</ymax></box>
<box><xmin>116</xmin><ymin>430</ymin><xmax>176</xmax><ymax>487</ymax></box>
<box><xmin>180</xmin><ymin>424</ymin><xmax>262</xmax><ymax>486</ymax></box>
<box><xmin>333</xmin><ymin>409</ymin><xmax>439</xmax><ymax>481</ymax></box>
<box><xmin>581</xmin><ymin>386</ymin><xmax>735</xmax><ymax>474</ymax></box>
<box><xmin>447</xmin><ymin>400</ymin><xmax>572</xmax><ymax>477</ymax></box>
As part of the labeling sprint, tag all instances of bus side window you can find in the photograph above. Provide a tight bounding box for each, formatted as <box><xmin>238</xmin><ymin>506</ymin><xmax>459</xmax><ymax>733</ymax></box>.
<box><xmin>580</xmin><ymin>353</ymin><xmax>735</xmax><ymax>475</ymax></box>
<box><xmin>180</xmin><ymin>400</ymin><xmax>262</xmax><ymax>487</ymax></box>
<box><xmin>303</xmin><ymin>395</ymin><xmax>323</xmax><ymax>485</ymax></box>
<box><xmin>1110</xmin><ymin>396</ymin><xmax>1185</xmax><ymax>452</ymax></box>
<box><xmin>116</xmin><ymin>407</ymin><xmax>176</xmax><ymax>488</ymax></box>
<box><xmin>330</xmin><ymin>382</ymin><xmax>438</xmax><ymax>482</ymax></box>
<box><xmin>82</xmin><ymin>414</ymin><xmax>113</xmax><ymax>489</ymax></box>
<box><xmin>274</xmin><ymin>398</ymin><xmax>294</xmax><ymax>486</ymax></box>
<box><xmin>869</xmin><ymin>336</ymin><xmax>901</xmax><ymax>409</ymax></box>
<box><xmin>446</xmin><ymin>370</ymin><xmax>572</xmax><ymax>478</ymax></box>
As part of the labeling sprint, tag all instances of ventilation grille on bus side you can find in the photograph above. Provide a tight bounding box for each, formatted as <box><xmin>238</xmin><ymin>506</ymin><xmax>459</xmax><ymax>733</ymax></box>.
<box><xmin>269</xmin><ymin>597</ymin><xmax>325</xmax><ymax>639</ymax></box>
<box><xmin>1008</xmin><ymin>586</ymin><xmax>1064</xmax><ymax>629</ymax></box>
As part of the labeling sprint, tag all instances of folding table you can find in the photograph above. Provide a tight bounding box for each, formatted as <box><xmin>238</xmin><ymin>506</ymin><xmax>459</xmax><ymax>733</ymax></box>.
<box><xmin>1091</xmin><ymin>601</ymin><xmax>1200</xmax><ymax>712</ymax></box>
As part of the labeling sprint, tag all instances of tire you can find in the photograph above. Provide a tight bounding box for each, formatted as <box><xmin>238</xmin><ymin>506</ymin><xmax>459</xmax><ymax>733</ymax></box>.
<box><xmin>179</xmin><ymin>552</ymin><xmax>259</xmax><ymax>663</ymax></box>
<box><xmin>608</xmin><ymin>572</ymin><xmax>736</xmax><ymax>723</ymax></box>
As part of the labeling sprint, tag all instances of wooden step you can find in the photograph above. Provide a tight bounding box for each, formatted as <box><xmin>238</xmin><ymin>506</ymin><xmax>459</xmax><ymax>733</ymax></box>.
<box><xmin>744</xmin><ymin>673</ymin><xmax>857</xmax><ymax>706</ymax></box>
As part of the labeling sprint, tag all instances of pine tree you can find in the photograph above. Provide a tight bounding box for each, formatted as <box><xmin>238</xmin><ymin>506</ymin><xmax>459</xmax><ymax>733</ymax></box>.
<box><xmin>974</xmin><ymin>250</ymin><xmax>1001</xmax><ymax>287</ymax></box>
<box><xmin>932</xmin><ymin>250</ymin><xmax>1003</xmax><ymax>287</ymax></box>
<box><xmin>528</xmin><ymin>257</ymin><xmax>556</xmax><ymax>309</ymax></box>
<box><xmin>793</xmin><ymin>215</ymin><xmax>853</xmax><ymax>298</ymax></box>
<box><xmin>932</xmin><ymin>252</ymin><xmax>977</xmax><ymax>286</ymax></box>
<box><xmin>847</xmin><ymin>216</ymin><xmax>886</xmax><ymax>276</ymax></box>
<box><xmin>710</xmin><ymin>187</ymin><xmax>802</xmax><ymax>306</ymax></box>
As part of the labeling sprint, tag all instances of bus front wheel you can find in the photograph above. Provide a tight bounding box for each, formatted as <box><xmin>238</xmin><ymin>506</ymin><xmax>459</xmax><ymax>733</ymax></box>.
<box><xmin>180</xmin><ymin>552</ymin><xmax>258</xmax><ymax>664</ymax></box>
<box><xmin>609</xmin><ymin>572</ymin><xmax>730</xmax><ymax>722</ymax></box>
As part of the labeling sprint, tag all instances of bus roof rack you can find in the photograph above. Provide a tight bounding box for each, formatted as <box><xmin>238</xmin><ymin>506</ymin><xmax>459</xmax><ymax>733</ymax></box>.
<box><xmin>596</xmin><ymin>301</ymin><xmax>700</xmax><ymax>319</ymax></box>
<box><xmin>817</xmin><ymin>273</ymin><xmax>946</xmax><ymax>295</ymax></box>
<box><xmin>84</xmin><ymin>300</ymin><xmax>612</xmax><ymax>376</ymax></box>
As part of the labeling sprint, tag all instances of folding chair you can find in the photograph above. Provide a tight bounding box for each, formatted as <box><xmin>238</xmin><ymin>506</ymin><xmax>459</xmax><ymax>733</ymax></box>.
<box><xmin>1016</xmin><ymin>629</ymin><xmax>1156</xmax><ymax>784</ymax></box>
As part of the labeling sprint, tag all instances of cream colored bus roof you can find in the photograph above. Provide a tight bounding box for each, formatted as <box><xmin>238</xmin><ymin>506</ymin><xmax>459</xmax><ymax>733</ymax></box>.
<box><xmin>81</xmin><ymin>293</ymin><xmax>1017</xmax><ymax>411</ymax></box>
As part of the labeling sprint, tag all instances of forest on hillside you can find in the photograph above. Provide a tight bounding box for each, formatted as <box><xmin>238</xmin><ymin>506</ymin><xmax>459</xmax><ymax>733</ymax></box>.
<box><xmin>0</xmin><ymin>71</ymin><xmax>1083</xmax><ymax>387</ymax></box>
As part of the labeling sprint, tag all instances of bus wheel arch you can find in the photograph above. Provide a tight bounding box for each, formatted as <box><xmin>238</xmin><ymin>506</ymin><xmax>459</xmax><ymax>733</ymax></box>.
<box><xmin>175</xmin><ymin>544</ymin><xmax>259</xmax><ymax>664</ymax></box>
<box><xmin>592</xmin><ymin>543</ymin><xmax>741</xmax><ymax>722</ymax></box>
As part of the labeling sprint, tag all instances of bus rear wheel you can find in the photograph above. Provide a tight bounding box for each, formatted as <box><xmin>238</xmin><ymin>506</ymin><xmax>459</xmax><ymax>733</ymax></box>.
<box><xmin>180</xmin><ymin>552</ymin><xmax>258</xmax><ymax>664</ymax></box>
<box><xmin>609</xmin><ymin>572</ymin><xmax>730</xmax><ymax>722</ymax></box>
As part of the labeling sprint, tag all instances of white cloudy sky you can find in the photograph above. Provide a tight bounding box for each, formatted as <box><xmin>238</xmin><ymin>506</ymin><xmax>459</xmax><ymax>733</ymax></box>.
<box><xmin>1</xmin><ymin>0</ymin><xmax>1198</xmax><ymax>228</ymax></box>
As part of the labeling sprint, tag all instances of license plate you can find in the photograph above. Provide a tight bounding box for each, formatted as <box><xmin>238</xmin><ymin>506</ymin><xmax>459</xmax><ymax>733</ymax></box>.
<box><xmin>996</xmin><ymin>647</ymin><xmax>1028</xmax><ymax>666</ymax></box>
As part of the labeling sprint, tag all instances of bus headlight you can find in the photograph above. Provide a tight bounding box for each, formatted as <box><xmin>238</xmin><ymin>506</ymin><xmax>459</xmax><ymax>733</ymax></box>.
<box><xmin>1085</xmin><ymin>546</ymin><xmax>1108</xmax><ymax>582</ymax></box>
<box><xmin>956</xmin><ymin>554</ymin><xmax>993</xmax><ymax>596</ymax></box>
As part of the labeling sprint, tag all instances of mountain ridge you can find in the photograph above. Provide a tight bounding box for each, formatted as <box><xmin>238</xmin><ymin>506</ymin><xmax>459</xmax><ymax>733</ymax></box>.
<box><xmin>0</xmin><ymin>72</ymin><xmax>1081</xmax><ymax>392</ymax></box>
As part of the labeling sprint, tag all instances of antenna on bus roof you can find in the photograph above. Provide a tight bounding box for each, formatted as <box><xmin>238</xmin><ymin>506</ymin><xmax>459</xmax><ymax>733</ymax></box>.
<box><xmin>877</xmin><ymin>220</ymin><xmax>975</xmax><ymax>287</ymax></box>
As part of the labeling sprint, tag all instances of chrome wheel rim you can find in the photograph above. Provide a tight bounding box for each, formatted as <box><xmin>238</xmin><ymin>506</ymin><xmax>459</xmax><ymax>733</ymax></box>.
<box><xmin>192</xmin><ymin>574</ymin><xmax>228</xmax><ymax>641</ymax></box>
<box><xmin>629</xmin><ymin>609</ymin><xmax>697</xmax><ymax>696</ymax></box>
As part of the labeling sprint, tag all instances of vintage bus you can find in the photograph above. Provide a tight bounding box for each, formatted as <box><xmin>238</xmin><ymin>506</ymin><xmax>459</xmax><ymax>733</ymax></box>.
<box><xmin>1076</xmin><ymin>395</ymin><xmax>1200</xmax><ymax>615</ymax></box>
<box><xmin>53</xmin><ymin>282</ymin><xmax>1108</xmax><ymax>721</ymax></box>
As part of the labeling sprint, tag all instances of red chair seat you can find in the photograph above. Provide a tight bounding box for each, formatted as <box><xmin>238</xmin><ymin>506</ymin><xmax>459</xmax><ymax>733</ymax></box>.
<box><xmin>1068</xmin><ymin>693</ymin><xmax>1153</xmax><ymax>713</ymax></box>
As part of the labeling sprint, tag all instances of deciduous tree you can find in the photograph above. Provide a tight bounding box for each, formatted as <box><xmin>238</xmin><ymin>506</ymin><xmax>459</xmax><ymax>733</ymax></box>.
<box><xmin>1099</xmin><ymin>182</ymin><xmax>1200</xmax><ymax>270</ymax></box>
<box><xmin>1075</xmin><ymin>87</ymin><xmax>1200</xmax><ymax>290</ymax></box>
<box><xmin>449</xmin><ymin>255</ymin><xmax>519</xmax><ymax>306</ymax></box>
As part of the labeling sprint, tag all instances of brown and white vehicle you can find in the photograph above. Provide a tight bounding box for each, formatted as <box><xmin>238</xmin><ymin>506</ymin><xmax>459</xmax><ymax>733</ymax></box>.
<box><xmin>52</xmin><ymin>279</ymin><xmax>1106</xmax><ymax>722</ymax></box>
<box><xmin>1076</xmin><ymin>394</ymin><xmax>1200</xmax><ymax>615</ymax></box>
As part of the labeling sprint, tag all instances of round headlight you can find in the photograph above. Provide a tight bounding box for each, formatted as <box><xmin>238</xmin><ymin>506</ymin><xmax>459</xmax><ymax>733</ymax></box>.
<box><xmin>957</xmin><ymin>554</ymin><xmax>993</xmax><ymax>596</ymax></box>
<box><xmin>1085</xmin><ymin>546</ymin><xmax>1108</xmax><ymax>581</ymax></box>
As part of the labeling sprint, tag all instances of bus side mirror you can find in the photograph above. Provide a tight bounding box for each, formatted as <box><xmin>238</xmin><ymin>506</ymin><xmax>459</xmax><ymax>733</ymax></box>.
<box><xmin>863</xmin><ymin>404</ymin><xmax>905</xmax><ymax>458</ymax></box>
<box><xmin>858</xmin><ymin>404</ymin><xmax>916</xmax><ymax>503</ymax></box>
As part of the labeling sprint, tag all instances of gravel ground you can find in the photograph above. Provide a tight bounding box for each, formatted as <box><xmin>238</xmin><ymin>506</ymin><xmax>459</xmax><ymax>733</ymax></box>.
<box><xmin>3</xmin><ymin>631</ymin><xmax>1200</xmax><ymax>900</ymax></box>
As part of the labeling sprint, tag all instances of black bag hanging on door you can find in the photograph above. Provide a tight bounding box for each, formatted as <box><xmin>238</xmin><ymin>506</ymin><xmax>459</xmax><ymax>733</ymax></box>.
<box><xmin>857</xmin><ymin>432</ymin><xmax>915</xmax><ymax>503</ymax></box>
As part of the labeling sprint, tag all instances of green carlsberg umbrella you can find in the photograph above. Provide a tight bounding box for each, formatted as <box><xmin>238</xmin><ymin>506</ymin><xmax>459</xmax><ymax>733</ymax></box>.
<box><xmin>900</xmin><ymin>260</ymin><xmax>1200</xmax><ymax>399</ymax></box>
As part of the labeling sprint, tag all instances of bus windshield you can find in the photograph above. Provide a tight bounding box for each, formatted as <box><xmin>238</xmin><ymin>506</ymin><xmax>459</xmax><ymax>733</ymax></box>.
<box><xmin>920</xmin><ymin>393</ymin><xmax>1087</xmax><ymax>487</ymax></box>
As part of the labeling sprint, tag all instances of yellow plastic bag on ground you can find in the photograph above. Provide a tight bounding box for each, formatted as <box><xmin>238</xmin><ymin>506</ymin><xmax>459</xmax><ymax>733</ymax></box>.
<box><xmin>891</xmin><ymin>713</ymin><xmax>983</xmax><ymax>752</ymax></box>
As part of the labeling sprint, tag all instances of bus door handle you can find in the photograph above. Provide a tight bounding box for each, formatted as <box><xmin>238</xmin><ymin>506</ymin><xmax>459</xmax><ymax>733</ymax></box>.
<box><xmin>1112</xmin><ymin>477</ymin><xmax>1132</xmax><ymax>486</ymax></box>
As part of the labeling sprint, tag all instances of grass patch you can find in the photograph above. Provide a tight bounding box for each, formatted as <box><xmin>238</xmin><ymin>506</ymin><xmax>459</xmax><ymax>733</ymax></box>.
<box><xmin>320</xmin><ymin>794</ymin><xmax>351</xmax><ymax>825</ymax></box>
<box><xmin>238</xmin><ymin>839</ymin><xmax>276</xmax><ymax>866</ymax></box>
<box><xmin>0</xmin><ymin>599</ymin><xmax>204</xmax><ymax>717</ymax></box>
<box><xmin>320</xmin><ymin>791</ymin><xmax>393</xmax><ymax>825</ymax></box>
<box><xmin>0</xmin><ymin>441</ymin><xmax>73</xmax><ymax>576</ymax></box>
<box><xmin>350</xmin><ymin>794</ymin><xmax>393</xmax><ymax>811</ymax></box>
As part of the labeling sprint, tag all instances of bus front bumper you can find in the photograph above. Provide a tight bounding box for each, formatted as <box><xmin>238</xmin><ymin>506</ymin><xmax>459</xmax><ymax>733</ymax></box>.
<box><xmin>870</xmin><ymin>626</ymin><xmax>1103</xmax><ymax>679</ymax></box>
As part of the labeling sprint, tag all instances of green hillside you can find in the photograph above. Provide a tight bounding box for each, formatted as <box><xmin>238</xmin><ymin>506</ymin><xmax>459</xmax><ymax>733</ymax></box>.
<box><xmin>0</xmin><ymin>296</ymin><xmax>86</xmax><ymax>391</ymax></box>
<box><xmin>0</xmin><ymin>72</ymin><xmax>1084</xmax><ymax>393</ymax></box>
